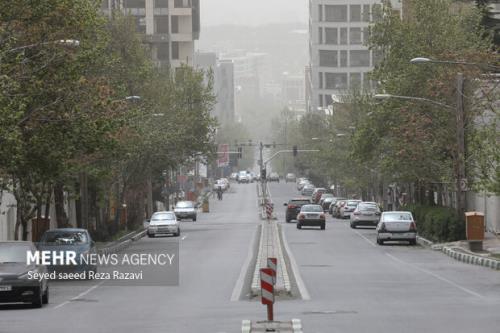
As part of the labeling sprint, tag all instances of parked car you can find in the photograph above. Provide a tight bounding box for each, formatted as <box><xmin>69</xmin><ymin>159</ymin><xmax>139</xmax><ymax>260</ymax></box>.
<box><xmin>301</xmin><ymin>184</ymin><xmax>315</xmax><ymax>196</ymax></box>
<box><xmin>229</xmin><ymin>172</ymin><xmax>238</xmax><ymax>181</ymax></box>
<box><xmin>319</xmin><ymin>193</ymin><xmax>334</xmax><ymax>206</ymax></box>
<box><xmin>0</xmin><ymin>241</ymin><xmax>49</xmax><ymax>307</ymax></box>
<box><xmin>329</xmin><ymin>198</ymin><xmax>346</xmax><ymax>215</ymax></box>
<box><xmin>268</xmin><ymin>172</ymin><xmax>280</xmax><ymax>182</ymax></box>
<box><xmin>296</xmin><ymin>204</ymin><xmax>326</xmax><ymax>230</ymax></box>
<box><xmin>147</xmin><ymin>211</ymin><xmax>180</xmax><ymax>237</ymax></box>
<box><xmin>339</xmin><ymin>200</ymin><xmax>362</xmax><ymax>219</ymax></box>
<box><xmin>376</xmin><ymin>211</ymin><xmax>417</xmax><ymax>245</ymax></box>
<box><xmin>321</xmin><ymin>196</ymin><xmax>335</xmax><ymax>212</ymax></box>
<box><xmin>174</xmin><ymin>201</ymin><xmax>197</xmax><ymax>221</ymax></box>
<box><xmin>238</xmin><ymin>171</ymin><xmax>250</xmax><ymax>183</ymax></box>
<box><xmin>311</xmin><ymin>188</ymin><xmax>327</xmax><ymax>204</ymax></box>
<box><xmin>284</xmin><ymin>198</ymin><xmax>312</xmax><ymax>222</ymax></box>
<box><xmin>213</xmin><ymin>179</ymin><xmax>228</xmax><ymax>191</ymax></box>
<box><xmin>38</xmin><ymin>228</ymin><xmax>97</xmax><ymax>275</ymax></box>
<box><xmin>285</xmin><ymin>173</ymin><xmax>296</xmax><ymax>182</ymax></box>
<box><xmin>297</xmin><ymin>178</ymin><xmax>310</xmax><ymax>191</ymax></box>
<box><xmin>350</xmin><ymin>202</ymin><xmax>381</xmax><ymax>228</ymax></box>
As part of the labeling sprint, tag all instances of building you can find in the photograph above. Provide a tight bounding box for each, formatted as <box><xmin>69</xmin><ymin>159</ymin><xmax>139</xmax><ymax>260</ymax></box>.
<box><xmin>101</xmin><ymin>0</ymin><xmax>200</xmax><ymax>69</ymax></box>
<box><xmin>307</xmin><ymin>0</ymin><xmax>402</xmax><ymax>111</ymax></box>
<box><xmin>194</xmin><ymin>52</ymin><xmax>235</xmax><ymax>126</ymax></box>
<box><xmin>282</xmin><ymin>72</ymin><xmax>306</xmax><ymax>111</ymax></box>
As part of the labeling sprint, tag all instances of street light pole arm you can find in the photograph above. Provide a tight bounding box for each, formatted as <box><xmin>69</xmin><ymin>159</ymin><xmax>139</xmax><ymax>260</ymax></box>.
<box><xmin>374</xmin><ymin>94</ymin><xmax>454</xmax><ymax>109</ymax></box>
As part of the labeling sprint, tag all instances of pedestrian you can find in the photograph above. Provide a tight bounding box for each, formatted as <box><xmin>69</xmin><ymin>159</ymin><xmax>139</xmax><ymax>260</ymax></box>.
<box><xmin>217</xmin><ymin>186</ymin><xmax>223</xmax><ymax>200</ymax></box>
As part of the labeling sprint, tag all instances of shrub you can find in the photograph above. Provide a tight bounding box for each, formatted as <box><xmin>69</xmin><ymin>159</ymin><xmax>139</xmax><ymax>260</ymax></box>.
<box><xmin>402</xmin><ymin>204</ymin><xmax>465</xmax><ymax>243</ymax></box>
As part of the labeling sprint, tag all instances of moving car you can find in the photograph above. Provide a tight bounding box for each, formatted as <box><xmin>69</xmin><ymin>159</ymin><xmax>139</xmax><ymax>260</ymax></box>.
<box><xmin>331</xmin><ymin>199</ymin><xmax>347</xmax><ymax>217</ymax></box>
<box><xmin>350</xmin><ymin>202</ymin><xmax>381</xmax><ymax>228</ymax></box>
<box><xmin>174</xmin><ymin>201</ymin><xmax>197</xmax><ymax>221</ymax></box>
<box><xmin>0</xmin><ymin>241</ymin><xmax>49</xmax><ymax>308</ymax></box>
<box><xmin>321</xmin><ymin>196</ymin><xmax>335</xmax><ymax>212</ymax></box>
<box><xmin>301</xmin><ymin>184</ymin><xmax>315</xmax><ymax>196</ymax></box>
<box><xmin>297</xmin><ymin>178</ymin><xmax>310</xmax><ymax>191</ymax></box>
<box><xmin>339</xmin><ymin>200</ymin><xmax>362</xmax><ymax>219</ymax></box>
<box><xmin>268</xmin><ymin>172</ymin><xmax>280</xmax><ymax>182</ymax></box>
<box><xmin>297</xmin><ymin>204</ymin><xmax>326</xmax><ymax>230</ymax></box>
<box><xmin>285</xmin><ymin>173</ymin><xmax>296</xmax><ymax>182</ymax></box>
<box><xmin>147</xmin><ymin>211</ymin><xmax>180</xmax><ymax>237</ymax></box>
<box><xmin>376</xmin><ymin>211</ymin><xmax>417</xmax><ymax>245</ymax></box>
<box><xmin>329</xmin><ymin>198</ymin><xmax>346</xmax><ymax>215</ymax></box>
<box><xmin>237</xmin><ymin>171</ymin><xmax>250</xmax><ymax>183</ymax></box>
<box><xmin>38</xmin><ymin>228</ymin><xmax>97</xmax><ymax>275</ymax></box>
<box><xmin>284</xmin><ymin>198</ymin><xmax>312</xmax><ymax>222</ymax></box>
<box><xmin>318</xmin><ymin>193</ymin><xmax>334</xmax><ymax>206</ymax></box>
<box><xmin>213</xmin><ymin>179</ymin><xmax>228</xmax><ymax>191</ymax></box>
<box><xmin>229</xmin><ymin>172</ymin><xmax>238</xmax><ymax>181</ymax></box>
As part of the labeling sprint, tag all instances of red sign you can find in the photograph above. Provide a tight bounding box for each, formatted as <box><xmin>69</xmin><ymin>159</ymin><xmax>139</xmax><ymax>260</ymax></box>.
<box><xmin>260</xmin><ymin>268</ymin><xmax>274</xmax><ymax>305</ymax></box>
<box><xmin>217</xmin><ymin>144</ymin><xmax>229</xmax><ymax>167</ymax></box>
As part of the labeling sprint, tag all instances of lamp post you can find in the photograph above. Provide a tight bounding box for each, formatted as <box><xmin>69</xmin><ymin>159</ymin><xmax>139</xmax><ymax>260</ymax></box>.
<box><xmin>3</xmin><ymin>39</ymin><xmax>80</xmax><ymax>54</ymax></box>
<box><xmin>410</xmin><ymin>57</ymin><xmax>500</xmax><ymax>72</ymax></box>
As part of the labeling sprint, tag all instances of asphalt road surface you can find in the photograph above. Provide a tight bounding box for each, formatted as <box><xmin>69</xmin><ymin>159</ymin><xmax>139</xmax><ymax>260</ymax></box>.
<box><xmin>1</xmin><ymin>181</ymin><xmax>499</xmax><ymax>333</ymax></box>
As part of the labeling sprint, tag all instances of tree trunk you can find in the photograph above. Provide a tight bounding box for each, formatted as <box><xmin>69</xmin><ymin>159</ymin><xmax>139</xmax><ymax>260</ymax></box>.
<box><xmin>54</xmin><ymin>182</ymin><xmax>68</xmax><ymax>228</ymax></box>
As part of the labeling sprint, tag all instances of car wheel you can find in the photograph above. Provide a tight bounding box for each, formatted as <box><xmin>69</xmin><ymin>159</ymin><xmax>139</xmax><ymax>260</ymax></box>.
<box><xmin>193</xmin><ymin>216</ymin><xmax>197</xmax><ymax>222</ymax></box>
<box><xmin>297</xmin><ymin>223</ymin><xmax>302</xmax><ymax>229</ymax></box>
<box><xmin>320</xmin><ymin>223</ymin><xmax>325</xmax><ymax>230</ymax></box>
<box><xmin>147</xmin><ymin>233</ymin><xmax>153</xmax><ymax>238</ymax></box>
<box><xmin>377</xmin><ymin>238</ymin><xmax>384</xmax><ymax>245</ymax></box>
<box><xmin>174</xmin><ymin>229</ymin><xmax>181</xmax><ymax>237</ymax></box>
<box><xmin>350</xmin><ymin>222</ymin><xmax>356</xmax><ymax>229</ymax></box>
<box><xmin>286</xmin><ymin>217</ymin><xmax>291</xmax><ymax>223</ymax></box>
<box><xmin>409</xmin><ymin>239</ymin><xmax>417</xmax><ymax>246</ymax></box>
<box><xmin>42</xmin><ymin>286</ymin><xmax>49</xmax><ymax>304</ymax></box>
<box><xmin>32</xmin><ymin>286</ymin><xmax>43</xmax><ymax>308</ymax></box>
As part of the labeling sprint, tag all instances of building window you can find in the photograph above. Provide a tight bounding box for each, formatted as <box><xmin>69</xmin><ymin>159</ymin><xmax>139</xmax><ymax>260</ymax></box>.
<box><xmin>350</xmin><ymin>28</ymin><xmax>362</xmax><ymax>45</ymax></box>
<box><xmin>101</xmin><ymin>0</ymin><xmax>109</xmax><ymax>9</ymax></box>
<box><xmin>340</xmin><ymin>50</ymin><xmax>347</xmax><ymax>67</ymax></box>
<box><xmin>363</xmin><ymin>4</ymin><xmax>370</xmax><ymax>22</ymax></box>
<box><xmin>350</xmin><ymin>5</ymin><xmax>361</xmax><ymax>22</ymax></box>
<box><xmin>157</xmin><ymin>43</ymin><xmax>169</xmax><ymax>60</ymax></box>
<box><xmin>318</xmin><ymin>4</ymin><xmax>323</xmax><ymax>21</ymax></box>
<box><xmin>135</xmin><ymin>16</ymin><xmax>146</xmax><ymax>33</ymax></box>
<box><xmin>318</xmin><ymin>27</ymin><xmax>323</xmax><ymax>44</ymax></box>
<box><xmin>155</xmin><ymin>0</ymin><xmax>168</xmax><ymax>8</ymax></box>
<box><xmin>340</xmin><ymin>28</ymin><xmax>348</xmax><ymax>44</ymax></box>
<box><xmin>325</xmin><ymin>5</ymin><xmax>347</xmax><ymax>22</ymax></box>
<box><xmin>319</xmin><ymin>94</ymin><xmax>324</xmax><ymax>107</ymax></box>
<box><xmin>174</xmin><ymin>0</ymin><xmax>191</xmax><ymax>8</ymax></box>
<box><xmin>319</xmin><ymin>50</ymin><xmax>338</xmax><ymax>67</ymax></box>
<box><xmin>325</xmin><ymin>94</ymin><xmax>333</xmax><ymax>106</ymax></box>
<box><xmin>155</xmin><ymin>16</ymin><xmax>169</xmax><ymax>33</ymax></box>
<box><xmin>363</xmin><ymin>73</ymin><xmax>372</xmax><ymax>90</ymax></box>
<box><xmin>325</xmin><ymin>73</ymin><xmax>347</xmax><ymax>89</ymax></box>
<box><xmin>171</xmin><ymin>15</ymin><xmax>179</xmax><ymax>33</ymax></box>
<box><xmin>373</xmin><ymin>4</ymin><xmax>383</xmax><ymax>22</ymax></box>
<box><xmin>362</xmin><ymin>27</ymin><xmax>370</xmax><ymax>44</ymax></box>
<box><xmin>172</xmin><ymin>42</ymin><xmax>179</xmax><ymax>60</ymax></box>
<box><xmin>124</xmin><ymin>0</ymin><xmax>145</xmax><ymax>8</ymax></box>
<box><xmin>350</xmin><ymin>72</ymin><xmax>362</xmax><ymax>88</ymax></box>
<box><xmin>350</xmin><ymin>50</ymin><xmax>370</xmax><ymax>67</ymax></box>
<box><xmin>325</xmin><ymin>28</ymin><xmax>337</xmax><ymax>44</ymax></box>
<box><xmin>373</xmin><ymin>49</ymin><xmax>384</xmax><ymax>67</ymax></box>
<box><xmin>319</xmin><ymin>72</ymin><xmax>323</xmax><ymax>89</ymax></box>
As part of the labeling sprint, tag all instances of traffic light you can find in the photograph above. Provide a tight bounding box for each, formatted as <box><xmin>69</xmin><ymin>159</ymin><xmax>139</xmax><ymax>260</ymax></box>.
<box><xmin>261</xmin><ymin>168</ymin><xmax>267</xmax><ymax>180</ymax></box>
<box><xmin>293</xmin><ymin>145</ymin><xmax>298</xmax><ymax>157</ymax></box>
<box><xmin>237</xmin><ymin>147</ymin><xmax>243</xmax><ymax>159</ymax></box>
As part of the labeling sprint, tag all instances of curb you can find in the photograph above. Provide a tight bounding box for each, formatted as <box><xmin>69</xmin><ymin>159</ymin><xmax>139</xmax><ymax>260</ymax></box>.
<box><xmin>98</xmin><ymin>229</ymin><xmax>146</xmax><ymax>255</ymax></box>
<box><xmin>442</xmin><ymin>246</ymin><xmax>500</xmax><ymax>270</ymax></box>
<box><xmin>241</xmin><ymin>319</ymin><xmax>303</xmax><ymax>333</ymax></box>
<box><xmin>416</xmin><ymin>235</ymin><xmax>434</xmax><ymax>248</ymax></box>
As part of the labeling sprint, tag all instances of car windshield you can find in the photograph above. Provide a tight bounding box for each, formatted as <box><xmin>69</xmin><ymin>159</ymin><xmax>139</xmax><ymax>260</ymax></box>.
<box><xmin>301</xmin><ymin>205</ymin><xmax>323</xmax><ymax>212</ymax></box>
<box><xmin>383</xmin><ymin>212</ymin><xmax>413</xmax><ymax>221</ymax></box>
<box><xmin>41</xmin><ymin>231</ymin><xmax>88</xmax><ymax>244</ymax></box>
<box><xmin>359</xmin><ymin>203</ymin><xmax>379</xmax><ymax>210</ymax></box>
<box><xmin>0</xmin><ymin>243</ymin><xmax>33</xmax><ymax>263</ymax></box>
<box><xmin>176</xmin><ymin>201</ymin><xmax>193</xmax><ymax>208</ymax></box>
<box><xmin>347</xmin><ymin>201</ymin><xmax>359</xmax><ymax>207</ymax></box>
<box><xmin>151</xmin><ymin>213</ymin><xmax>176</xmax><ymax>221</ymax></box>
<box><xmin>290</xmin><ymin>200</ymin><xmax>310</xmax><ymax>205</ymax></box>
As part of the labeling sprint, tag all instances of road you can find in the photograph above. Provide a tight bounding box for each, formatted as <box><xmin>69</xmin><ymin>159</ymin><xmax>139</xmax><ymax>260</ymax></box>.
<box><xmin>1</xmin><ymin>181</ymin><xmax>499</xmax><ymax>333</ymax></box>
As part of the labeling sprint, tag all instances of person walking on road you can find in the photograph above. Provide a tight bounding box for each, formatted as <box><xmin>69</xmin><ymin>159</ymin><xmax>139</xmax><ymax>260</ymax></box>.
<box><xmin>217</xmin><ymin>186</ymin><xmax>223</xmax><ymax>200</ymax></box>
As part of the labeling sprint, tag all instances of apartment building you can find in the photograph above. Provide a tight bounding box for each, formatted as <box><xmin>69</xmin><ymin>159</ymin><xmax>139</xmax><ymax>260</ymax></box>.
<box><xmin>307</xmin><ymin>0</ymin><xmax>402</xmax><ymax>112</ymax></box>
<box><xmin>102</xmin><ymin>0</ymin><xmax>200</xmax><ymax>69</ymax></box>
<box><xmin>194</xmin><ymin>52</ymin><xmax>235</xmax><ymax>126</ymax></box>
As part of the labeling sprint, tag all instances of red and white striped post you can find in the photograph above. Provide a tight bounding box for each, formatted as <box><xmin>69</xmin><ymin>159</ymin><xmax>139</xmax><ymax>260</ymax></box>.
<box><xmin>266</xmin><ymin>202</ymin><xmax>274</xmax><ymax>219</ymax></box>
<box><xmin>260</xmin><ymin>268</ymin><xmax>274</xmax><ymax>321</ymax></box>
<box><xmin>267</xmin><ymin>257</ymin><xmax>277</xmax><ymax>285</ymax></box>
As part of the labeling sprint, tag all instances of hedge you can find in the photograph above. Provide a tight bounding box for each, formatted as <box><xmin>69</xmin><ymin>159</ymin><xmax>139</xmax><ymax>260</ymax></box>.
<box><xmin>402</xmin><ymin>204</ymin><xmax>465</xmax><ymax>243</ymax></box>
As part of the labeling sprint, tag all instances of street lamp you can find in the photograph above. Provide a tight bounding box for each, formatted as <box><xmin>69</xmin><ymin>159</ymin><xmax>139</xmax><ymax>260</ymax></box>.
<box><xmin>374</xmin><ymin>93</ymin><xmax>453</xmax><ymax>109</ymax></box>
<box><xmin>410</xmin><ymin>57</ymin><xmax>500</xmax><ymax>71</ymax></box>
<box><xmin>4</xmin><ymin>39</ymin><xmax>80</xmax><ymax>54</ymax></box>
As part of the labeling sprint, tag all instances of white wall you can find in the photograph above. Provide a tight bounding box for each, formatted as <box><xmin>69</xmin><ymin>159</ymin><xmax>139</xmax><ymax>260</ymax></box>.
<box><xmin>0</xmin><ymin>191</ymin><xmax>17</xmax><ymax>241</ymax></box>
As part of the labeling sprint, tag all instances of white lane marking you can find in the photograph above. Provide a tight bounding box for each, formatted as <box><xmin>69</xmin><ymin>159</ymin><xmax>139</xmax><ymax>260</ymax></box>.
<box><xmin>353</xmin><ymin>229</ymin><xmax>376</xmax><ymax>247</ymax></box>
<box><xmin>231</xmin><ymin>226</ymin><xmax>259</xmax><ymax>301</ymax></box>
<box><xmin>53</xmin><ymin>281</ymin><xmax>105</xmax><ymax>309</ymax></box>
<box><xmin>385</xmin><ymin>253</ymin><xmax>485</xmax><ymax>299</ymax></box>
<box><xmin>281</xmin><ymin>225</ymin><xmax>311</xmax><ymax>300</ymax></box>
<box><xmin>181</xmin><ymin>235</ymin><xmax>187</xmax><ymax>240</ymax></box>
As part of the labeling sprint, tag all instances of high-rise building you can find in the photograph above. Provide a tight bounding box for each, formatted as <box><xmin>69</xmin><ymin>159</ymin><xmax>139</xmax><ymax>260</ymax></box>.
<box><xmin>194</xmin><ymin>52</ymin><xmax>235</xmax><ymax>126</ymax></box>
<box><xmin>101</xmin><ymin>0</ymin><xmax>200</xmax><ymax>69</ymax></box>
<box><xmin>307</xmin><ymin>0</ymin><xmax>402</xmax><ymax>112</ymax></box>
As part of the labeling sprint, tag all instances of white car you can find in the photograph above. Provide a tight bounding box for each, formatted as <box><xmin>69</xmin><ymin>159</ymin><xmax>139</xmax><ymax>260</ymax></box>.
<box><xmin>376</xmin><ymin>211</ymin><xmax>417</xmax><ymax>245</ymax></box>
<box><xmin>350</xmin><ymin>202</ymin><xmax>381</xmax><ymax>228</ymax></box>
<box><xmin>147</xmin><ymin>211</ymin><xmax>180</xmax><ymax>237</ymax></box>
<box><xmin>174</xmin><ymin>201</ymin><xmax>197</xmax><ymax>221</ymax></box>
<box><xmin>339</xmin><ymin>200</ymin><xmax>361</xmax><ymax>219</ymax></box>
<box><xmin>238</xmin><ymin>171</ymin><xmax>250</xmax><ymax>183</ymax></box>
<box><xmin>213</xmin><ymin>179</ymin><xmax>228</xmax><ymax>191</ymax></box>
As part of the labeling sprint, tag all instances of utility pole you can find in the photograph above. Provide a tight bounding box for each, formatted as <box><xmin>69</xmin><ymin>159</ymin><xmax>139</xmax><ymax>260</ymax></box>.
<box><xmin>456</xmin><ymin>73</ymin><xmax>466</xmax><ymax>219</ymax></box>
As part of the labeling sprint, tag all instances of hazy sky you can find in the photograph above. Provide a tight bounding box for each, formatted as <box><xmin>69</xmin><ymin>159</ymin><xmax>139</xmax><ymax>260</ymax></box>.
<box><xmin>201</xmin><ymin>0</ymin><xmax>308</xmax><ymax>27</ymax></box>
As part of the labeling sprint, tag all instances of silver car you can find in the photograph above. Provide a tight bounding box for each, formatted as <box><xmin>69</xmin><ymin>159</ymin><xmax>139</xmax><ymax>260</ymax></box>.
<box><xmin>350</xmin><ymin>202</ymin><xmax>381</xmax><ymax>228</ymax></box>
<box><xmin>301</xmin><ymin>184</ymin><xmax>315</xmax><ymax>196</ymax></box>
<box><xmin>147</xmin><ymin>211</ymin><xmax>180</xmax><ymax>237</ymax></box>
<box><xmin>376</xmin><ymin>211</ymin><xmax>417</xmax><ymax>245</ymax></box>
<box><xmin>174</xmin><ymin>201</ymin><xmax>197</xmax><ymax>221</ymax></box>
<box><xmin>339</xmin><ymin>200</ymin><xmax>362</xmax><ymax>219</ymax></box>
<box><xmin>297</xmin><ymin>204</ymin><xmax>326</xmax><ymax>230</ymax></box>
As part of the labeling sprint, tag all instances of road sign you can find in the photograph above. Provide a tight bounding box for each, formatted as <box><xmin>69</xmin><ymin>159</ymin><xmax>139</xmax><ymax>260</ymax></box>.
<box><xmin>217</xmin><ymin>144</ymin><xmax>229</xmax><ymax>167</ymax></box>
<box><xmin>267</xmin><ymin>257</ymin><xmax>277</xmax><ymax>285</ymax></box>
<box><xmin>260</xmin><ymin>268</ymin><xmax>274</xmax><ymax>305</ymax></box>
